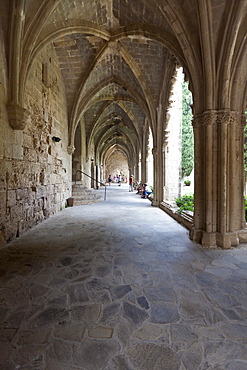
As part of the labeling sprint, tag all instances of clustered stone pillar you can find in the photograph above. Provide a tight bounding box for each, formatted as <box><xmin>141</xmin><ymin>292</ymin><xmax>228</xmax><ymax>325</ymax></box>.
<box><xmin>152</xmin><ymin>146</ymin><xmax>163</xmax><ymax>207</ymax></box>
<box><xmin>191</xmin><ymin>110</ymin><xmax>247</xmax><ymax>249</ymax></box>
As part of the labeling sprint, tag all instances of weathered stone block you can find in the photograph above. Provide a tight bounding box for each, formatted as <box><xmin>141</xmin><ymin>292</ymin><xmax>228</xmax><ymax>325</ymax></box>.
<box><xmin>54</xmin><ymin>323</ymin><xmax>86</xmax><ymax>342</ymax></box>
<box><xmin>128</xmin><ymin>343</ymin><xmax>180</xmax><ymax>370</ymax></box>
<box><xmin>123</xmin><ymin>302</ymin><xmax>149</xmax><ymax>325</ymax></box>
<box><xmin>17</xmin><ymin>328</ymin><xmax>52</xmax><ymax>345</ymax></box>
<box><xmin>88</xmin><ymin>326</ymin><xmax>113</xmax><ymax>338</ymax></box>
<box><xmin>67</xmin><ymin>283</ymin><xmax>89</xmax><ymax>304</ymax></box>
<box><xmin>16</xmin><ymin>188</ymin><xmax>28</xmax><ymax>201</ymax></box>
<box><xmin>12</xmin><ymin>144</ymin><xmax>23</xmax><ymax>160</ymax></box>
<box><xmin>134</xmin><ymin>324</ymin><xmax>162</xmax><ymax>340</ymax></box>
<box><xmin>151</xmin><ymin>302</ymin><xmax>180</xmax><ymax>324</ymax></box>
<box><xmin>0</xmin><ymin>190</ymin><xmax>6</xmax><ymax>212</ymax></box>
<box><xmin>36</xmin><ymin>186</ymin><xmax>47</xmax><ymax>198</ymax></box>
<box><xmin>30</xmin><ymin>307</ymin><xmax>69</xmax><ymax>328</ymax></box>
<box><xmin>71</xmin><ymin>304</ymin><xmax>101</xmax><ymax>322</ymax></box>
<box><xmin>7</xmin><ymin>190</ymin><xmax>16</xmax><ymax>207</ymax></box>
<box><xmin>74</xmin><ymin>339</ymin><xmax>120</xmax><ymax>370</ymax></box>
<box><xmin>110</xmin><ymin>285</ymin><xmax>132</xmax><ymax>299</ymax></box>
<box><xmin>23</xmin><ymin>133</ymin><xmax>33</xmax><ymax>148</ymax></box>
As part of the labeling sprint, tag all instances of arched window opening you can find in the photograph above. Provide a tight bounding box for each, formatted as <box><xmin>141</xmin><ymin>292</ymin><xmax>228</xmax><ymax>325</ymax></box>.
<box><xmin>181</xmin><ymin>80</ymin><xmax>194</xmax><ymax>195</ymax></box>
<box><xmin>147</xmin><ymin>127</ymin><xmax>153</xmax><ymax>187</ymax></box>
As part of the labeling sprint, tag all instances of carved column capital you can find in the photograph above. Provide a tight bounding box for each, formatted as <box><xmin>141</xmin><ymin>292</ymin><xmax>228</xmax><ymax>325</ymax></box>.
<box><xmin>192</xmin><ymin>110</ymin><xmax>217</xmax><ymax>128</ymax></box>
<box><xmin>202</xmin><ymin>111</ymin><xmax>217</xmax><ymax>126</ymax></box>
<box><xmin>192</xmin><ymin>114</ymin><xmax>201</xmax><ymax>129</ymax></box>
<box><xmin>216</xmin><ymin>110</ymin><xmax>241</xmax><ymax>126</ymax></box>
<box><xmin>7</xmin><ymin>103</ymin><xmax>30</xmax><ymax>130</ymax></box>
<box><xmin>193</xmin><ymin>110</ymin><xmax>242</xmax><ymax>129</ymax></box>
<box><xmin>67</xmin><ymin>145</ymin><xmax>75</xmax><ymax>155</ymax></box>
<box><xmin>241</xmin><ymin>114</ymin><xmax>247</xmax><ymax>128</ymax></box>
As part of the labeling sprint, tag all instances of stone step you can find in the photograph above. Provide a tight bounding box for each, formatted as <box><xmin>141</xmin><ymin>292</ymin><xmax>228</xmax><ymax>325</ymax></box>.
<box><xmin>74</xmin><ymin>198</ymin><xmax>102</xmax><ymax>206</ymax></box>
<box><xmin>72</xmin><ymin>189</ymin><xmax>94</xmax><ymax>195</ymax></box>
<box><xmin>72</xmin><ymin>185</ymin><xmax>88</xmax><ymax>190</ymax></box>
<box><xmin>73</xmin><ymin>194</ymin><xmax>102</xmax><ymax>200</ymax></box>
<box><xmin>71</xmin><ymin>184</ymin><xmax>103</xmax><ymax>206</ymax></box>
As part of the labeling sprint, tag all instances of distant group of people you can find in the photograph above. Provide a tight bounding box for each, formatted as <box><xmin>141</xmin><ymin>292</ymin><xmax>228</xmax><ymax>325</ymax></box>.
<box><xmin>107</xmin><ymin>174</ymin><xmax>152</xmax><ymax>198</ymax></box>
<box><xmin>107</xmin><ymin>174</ymin><xmax>124</xmax><ymax>186</ymax></box>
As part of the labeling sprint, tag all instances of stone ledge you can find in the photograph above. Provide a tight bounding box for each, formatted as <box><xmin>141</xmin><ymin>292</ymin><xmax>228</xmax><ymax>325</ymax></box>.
<box><xmin>159</xmin><ymin>201</ymin><xmax>194</xmax><ymax>231</ymax></box>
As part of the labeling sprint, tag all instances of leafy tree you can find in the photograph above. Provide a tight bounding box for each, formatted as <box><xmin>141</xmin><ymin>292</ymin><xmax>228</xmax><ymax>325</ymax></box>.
<box><xmin>182</xmin><ymin>82</ymin><xmax>194</xmax><ymax>177</ymax></box>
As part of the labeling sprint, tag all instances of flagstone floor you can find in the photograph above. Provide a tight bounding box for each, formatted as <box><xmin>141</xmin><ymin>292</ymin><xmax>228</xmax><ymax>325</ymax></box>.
<box><xmin>1</xmin><ymin>184</ymin><xmax>247</xmax><ymax>370</ymax></box>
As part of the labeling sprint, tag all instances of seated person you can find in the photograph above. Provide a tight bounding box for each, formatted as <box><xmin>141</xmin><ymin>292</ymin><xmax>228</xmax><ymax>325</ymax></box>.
<box><xmin>136</xmin><ymin>181</ymin><xmax>143</xmax><ymax>194</ymax></box>
<box><xmin>141</xmin><ymin>184</ymin><xmax>152</xmax><ymax>198</ymax></box>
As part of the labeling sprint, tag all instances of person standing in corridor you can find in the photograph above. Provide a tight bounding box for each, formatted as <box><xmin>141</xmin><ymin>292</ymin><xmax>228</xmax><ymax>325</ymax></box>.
<box><xmin>129</xmin><ymin>175</ymin><xmax>134</xmax><ymax>192</ymax></box>
<box><xmin>108</xmin><ymin>175</ymin><xmax>112</xmax><ymax>185</ymax></box>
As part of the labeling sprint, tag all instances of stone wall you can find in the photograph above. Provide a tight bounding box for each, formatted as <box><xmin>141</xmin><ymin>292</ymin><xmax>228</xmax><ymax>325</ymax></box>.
<box><xmin>0</xmin><ymin>44</ymin><xmax>71</xmax><ymax>247</ymax></box>
<box><xmin>105</xmin><ymin>151</ymin><xmax>129</xmax><ymax>183</ymax></box>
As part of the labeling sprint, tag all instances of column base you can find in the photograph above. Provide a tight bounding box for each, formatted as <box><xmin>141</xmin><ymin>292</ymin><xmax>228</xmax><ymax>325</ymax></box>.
<box><xmin>202</xmin><ymin>232</ymin><xmax>217</xmax><ymax>248</ymax></box>
<box><xmin>190</xmin><ymin>228</ymin><xmax>241</xmax><ymax>249</ymax></box>
<box><xmin>151</xmin><ymin>200</ymin><xmax>160</xmax><ymax>207</ymax></box>
<box><xmin>190</xmin><ymin>227</ymin><xmax>203</xmax><ymax>244</ymax></box>
<box><xmin>216</xmin><ymin>232</ymin><xmax>238</xmax><ymax>249</ymax></box>
<box><xmin>237</xmin><ymin>228</ymin><xmax>247</xmax><ymax>243</ymax></box>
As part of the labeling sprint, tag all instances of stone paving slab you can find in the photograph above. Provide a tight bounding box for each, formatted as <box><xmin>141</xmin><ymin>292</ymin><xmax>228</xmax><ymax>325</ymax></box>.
<box><xmin>0</xmin><ymin>184</ymin><xmax>247</xmax><ymax>369</ymax></box>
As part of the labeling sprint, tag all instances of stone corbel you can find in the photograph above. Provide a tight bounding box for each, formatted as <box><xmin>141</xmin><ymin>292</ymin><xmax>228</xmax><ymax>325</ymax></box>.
<box><xmin>7</xmin><ymin>103</ymin><xmax>30</xmax><ymax>130</ymax></box>
<box><xmin>152</xmin><ymin>147</ymin><xmax>158</xmax><ymax>157</ymax></box>
<box><xmin>67</xmin><ymin>145</ymin><xmax>75</xmax><ymax>155</ymax></box>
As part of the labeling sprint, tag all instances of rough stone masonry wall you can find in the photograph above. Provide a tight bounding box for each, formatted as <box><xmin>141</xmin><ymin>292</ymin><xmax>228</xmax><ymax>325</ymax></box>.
<box><xmin>0</xmin><ymin>44</ymin><xmax>71</xmax><ymax>247</ymax></box>
<box><xmin>105</xmin><ymin>151</ymin><xmax>129</xmax><ymax>182</ymax></box>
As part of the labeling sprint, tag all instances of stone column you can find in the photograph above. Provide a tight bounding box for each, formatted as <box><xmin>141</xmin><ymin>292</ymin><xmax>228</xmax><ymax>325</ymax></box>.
<box><xmin>140</xmin><ymin>141</ymin><xmax>146</xmax><ymax>184</ymax></box>
<box><xmin>151</xmin><ymin>146</ymin><xmax>163</xmax><ymax>207</ymax></box>
<box><xmin>134</xmin><ymin>161</ymin><xmax>139</xmax><ymax>183</ymax></box>
<box><xmin>191</xmin><ymin>110</ymin><xmax>247</xmax><ymax>249</ymax></box>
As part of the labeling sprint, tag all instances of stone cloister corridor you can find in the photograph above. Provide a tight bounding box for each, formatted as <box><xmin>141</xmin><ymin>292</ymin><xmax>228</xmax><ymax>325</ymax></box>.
<box><xmin>1</xmin><ymin>184</ymin><xmax>247</xmax><ymax>370</ymax></box>
<box><xmin>1</xmin><ymin>0</ymin><xmax>247</xmax><ymax>367</ymax></box>
<box><xmin>1</xmin><ymin>0</ymin><xmax>247</xmax><ymax>250</ymax></box>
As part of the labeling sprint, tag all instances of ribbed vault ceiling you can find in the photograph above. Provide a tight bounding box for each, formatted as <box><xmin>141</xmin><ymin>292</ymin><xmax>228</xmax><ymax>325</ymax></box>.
<box><xmin>19</xmin><ymin>0</ymin><xmax>190</xmax><ymax>161</ymax></box>
<box><xmin>5</xmin><ymin>0</ymin><xmax>242</xmax><ymax>161</ymax></box>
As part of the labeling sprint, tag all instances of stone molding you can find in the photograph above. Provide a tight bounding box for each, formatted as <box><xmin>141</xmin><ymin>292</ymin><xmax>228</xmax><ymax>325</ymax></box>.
<box><xmin>193</xmin><ymin>110</ymin><xmax>242</xmax><ymax>128</ymax></box>
<box><xmin>152</xmin><ymin>147</ymin><xmax>158</xmax><ymax>157</ymax></box>
<box><xmin>7</xmin><ymin>103</ymin><xmax>30</xmax><ymax>130</ymax></box>
<box><xmin>67</xmin><ymin>145</ymin><xmax>76</xmax><ymax>155</ymax></box>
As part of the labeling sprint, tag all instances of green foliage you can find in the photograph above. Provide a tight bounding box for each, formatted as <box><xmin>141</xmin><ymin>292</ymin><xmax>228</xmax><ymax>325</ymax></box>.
<box><xmin>182</xmin><ymin>82</ymin><xmax>194</xmax><ymax>177</ymax></box>
<box><xmin>175</xmin><ymin>194</ymin><xmax>194</xmax><ymax>213</ymax></box>
<box><xmin>244</xmin><ymin>195</ymin><xmax>247</xmax><ymax>221</ymax></box>
<box><xmin>184</xmin><ymin>180</ymin><xmax>191</xmax><ymax>186</ymax></box>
